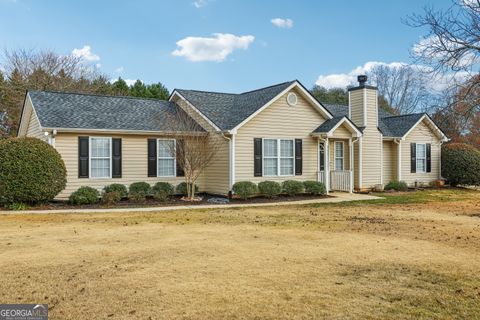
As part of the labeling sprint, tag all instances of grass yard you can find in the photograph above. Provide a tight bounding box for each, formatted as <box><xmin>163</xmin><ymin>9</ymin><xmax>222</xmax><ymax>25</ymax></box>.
<box><xmin>0</xmin><ymin>188</ymin><xmax>479</xmax><ymax>319</ymax></box>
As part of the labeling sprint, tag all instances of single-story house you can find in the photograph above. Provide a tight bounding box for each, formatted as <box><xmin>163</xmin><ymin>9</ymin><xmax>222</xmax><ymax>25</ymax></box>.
<box><xmin>17</xmin><ymin>76</ymin><xmax>448</xmax><ymax>199</ymax></box>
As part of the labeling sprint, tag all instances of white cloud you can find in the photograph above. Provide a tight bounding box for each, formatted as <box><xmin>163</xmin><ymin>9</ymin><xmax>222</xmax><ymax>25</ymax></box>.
<box><xmin>315</xmin><ymin>61</ymin><xmax>407</xmax><ymax>89</ymax></box>
<box><xmin>172</xmin><ymin>33</ymin><xmax>255</xmax><ymax>62</ymax></box>
<box><xmin>71</xmin><ymin>45</ymin><xmax>100</xmax><ymax>62</ymax></box>
<box><xmin>115</xmin><ymin>66</ymin><xmax>124</xmax><ymax>73</ymax></box>
<box><xmin>95</xmin><ymin>63</ymin><xmax>101</xmax><ymax>69</ymax></box>
<box><xmin>271</xmin><ymin>18</ymin><xmax>293</xmax><ymax>29</ymax></box>
<box><xmin>193</xmin><ymin>0</ymin><xmax>208</xmax><ymax>8</ymax></box>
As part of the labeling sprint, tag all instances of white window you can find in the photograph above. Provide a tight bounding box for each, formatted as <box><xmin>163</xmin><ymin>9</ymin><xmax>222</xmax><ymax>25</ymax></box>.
<box><xmin>263</xmin><ymin>139</ymin><xmax>278</xmax><ymax>176</ymax></box>
<box><xmin>90</xmin><ymin>137</ymin><xmax>111</xmax><ymax>178</ymax></box>
<box><xmin>416</xmin><ymin>143</ymin><xmax>426</xmax><ymax>173</ymax></box>
<box><xmin>334</xmin><ymin>141</ymin><xmax>344</xmax><ymax>171</ymax></box>
<box><xmin>158</xmin><ymin>139</ymin><xmax>176</xmax><ymax>177</ymax></box>
<box><xmin>263</xmin><ymin>139</ymin><xmax>295</xmax><ymax>176</ymax></box>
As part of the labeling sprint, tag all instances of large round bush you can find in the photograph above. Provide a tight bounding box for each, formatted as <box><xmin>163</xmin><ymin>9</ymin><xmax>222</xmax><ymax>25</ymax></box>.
<box><xmin>442</xmin><ymin>143</ymin><xmax>480</xmax><ymax>186</ymax></box>
<box><xmin>0</xmin><ymin>137</ymin><xmax>66</xmax><ymax>204</ymax></box>
<box><xmin>282</xmin><ymin>180</ymin><xmax>304</xmax><ymax>196</ymax></box>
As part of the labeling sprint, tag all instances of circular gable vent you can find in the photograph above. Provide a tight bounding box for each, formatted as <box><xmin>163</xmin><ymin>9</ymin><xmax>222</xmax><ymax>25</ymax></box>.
<box><xmin>287</xmin><ymin>92</ymin><xmax>298</xmax><ymax>106</ymax></box>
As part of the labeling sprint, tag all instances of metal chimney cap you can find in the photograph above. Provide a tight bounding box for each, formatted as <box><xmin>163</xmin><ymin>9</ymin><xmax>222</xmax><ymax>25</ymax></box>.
<box><xmin>358</xmin><ymin>75</ymin><xmax>367</xmax><ymax>85</ymax></box>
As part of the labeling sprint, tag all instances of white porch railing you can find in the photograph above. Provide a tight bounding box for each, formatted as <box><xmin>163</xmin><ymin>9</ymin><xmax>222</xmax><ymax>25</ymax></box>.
<box><xmin>330</xmin><ymin>170</ymin><xmax>352</xmax><ymax>192</ymax></box>
<box><xmin>318</xmin><ymin>171</ymin><xmax>326</xmax><ymax>185</ymax></box>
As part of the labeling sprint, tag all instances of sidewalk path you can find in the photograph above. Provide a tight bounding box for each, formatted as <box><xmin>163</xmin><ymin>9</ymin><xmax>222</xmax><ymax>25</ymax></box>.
<box><xmin>0</xmin><ymin>192</ymin><xmax>382</xmax><ymax>215</ymax></box>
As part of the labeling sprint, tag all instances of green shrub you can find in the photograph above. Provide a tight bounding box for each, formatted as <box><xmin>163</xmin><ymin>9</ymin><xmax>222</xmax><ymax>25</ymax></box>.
<box><xmin>232</xmin><ymin>181</ymin><xmax>258</xmax><ymax>200</ymax></box>
<box><xmin>303</xmin><ymin>181</ymin><xmax>326</xmax><ymax>195</ymax></box>
<box><xmin>282</xmin><ymin>180</ymin><xmax>304</xmax><ymax>196</ymax></box>
<box><xmin>0</xmin><ymin>137</ymin><xmax>66</xmax><ymax>204</ymax></box>
<box><xmin>102</xmin><ymin>191</ymin><xmax>121</xmax><ymax>205</ymax></box>
<box><xmin>69</xmin><ymin>186</ymin><xmax>99</xmax><ymax>205</ymax></box>
<box><xmin>129</xmin><ymin>182</ymin><xmax>151</xmax><ymax>196</ymax></box>
<box><xmin>152</xmin><ymin>182</ymin><xmax>174</xmax><ymax>196</ymax></box>
<box><xmin>176</xmin><ymin>182</ymin><xmax>198</xmax><ymax>195</ymax></box>
<box><xmin>129</xmin><ymin>192</ymin><xmax>146</xmax><ymax>203</ymax></box>
<box><xmin>153</xmin><ymin>190</ymin><xmax>169</xmax><ymax>202</ymax></box>
<box><xmin>442</xmin><ymin>143</ymin><xmax>480</xmax><ymax>186</ymax></box>
<box><xmin>7</xmin><ymin>202</ymin><xmax>29</xmax><ymax>211</ymax></box>
<box><xmin>258</xmin><ymin>181</ymin><xmax>282</xmax><ymax>198</ymax></box>
<box><xmin>103</xmin><ymin>184</ymin><xmax>128</xmax><ymax>198</ymax></box>
<box><xmin>385</xmin><ymin>180</ymin><xmax>408</xmax><ymax>191</ymax></box>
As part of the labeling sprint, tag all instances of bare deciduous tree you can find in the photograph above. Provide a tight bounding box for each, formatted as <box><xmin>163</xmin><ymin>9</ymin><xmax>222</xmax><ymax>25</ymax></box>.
<box><xmin>165</xmin><ymin>106</ymin><xmax>221</xmax><ymax>201</ymax></box>
<box><xmin>406</xmin><ymin>0</ymin><xmax>480</xmax><ymax>117</ymax></box>
<box><xmin>368</xmin><ymin>64</ymin><xmax>431</xmax><ymax>114</ymax></box>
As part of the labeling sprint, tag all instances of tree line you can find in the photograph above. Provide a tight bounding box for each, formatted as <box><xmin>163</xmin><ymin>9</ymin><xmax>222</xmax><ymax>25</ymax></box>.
<box><xmin>0</xmin><ymin>49</ymin><xmax>169</xmax><ymax>136</ymax></box>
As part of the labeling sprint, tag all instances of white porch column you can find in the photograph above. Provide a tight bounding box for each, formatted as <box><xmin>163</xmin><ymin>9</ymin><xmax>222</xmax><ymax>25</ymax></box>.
<box><xmin>325</xmin><ymin>137</ymin><xmax>330</xmax><ymax>194</ymax></box>
<box><xmin>397</xmin><ymin>140</ymin><xmax>402</xmax><ymax>181</ymax></box>
<box><xmin>349</xmin><ymin>138</ymin><xmax>353</xmax><ymax>193</ymax></box>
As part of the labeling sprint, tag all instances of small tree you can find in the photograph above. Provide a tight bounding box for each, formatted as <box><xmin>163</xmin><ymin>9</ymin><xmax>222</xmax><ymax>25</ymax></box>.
<box><xmin>165</xmin><ymin>106</ymin><xmax>221</xmax><ymax>200</ymax></box>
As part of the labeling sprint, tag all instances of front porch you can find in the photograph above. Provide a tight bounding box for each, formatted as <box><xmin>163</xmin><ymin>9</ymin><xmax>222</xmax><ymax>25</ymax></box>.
<box><xmin>311</xmin><ymin>116</ymin><xmax>361</xmax><ymax>193</ymax></box>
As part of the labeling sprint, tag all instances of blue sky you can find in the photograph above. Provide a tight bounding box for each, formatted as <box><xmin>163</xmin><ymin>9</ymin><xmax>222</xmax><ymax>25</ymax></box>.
<box><xmin>0</xmin><ymin>0</ymin><xmax>452</xmax><ymax>93</ymax></box>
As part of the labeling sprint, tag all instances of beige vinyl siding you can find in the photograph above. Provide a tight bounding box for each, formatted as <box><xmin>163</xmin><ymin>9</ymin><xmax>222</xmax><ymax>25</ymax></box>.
<box><xmin>382</xmin><ymin>141</ymin><xmax>397</xmax><ymax>183</ymax></box>
<box><xmin>235</xmin><ymin>88</ymin><xmax>327</xmax><ymax>183</ymax></box>
<box><xmin>354</xmin><ymin>142</ymin><xmax>360</xmax><ymax>188</ymax></box>
<box><xmin>359</xmin><ymin>88</ymin><xmax>382</xmax><ymax>188</ymax></box>
<box><xmin>54</xmin><ymin>133</ymin><xmax>190</xmax><ymax>199</ymax></box>
<box><xmin>329</xmin><ymin>139</ymin><xmax>350</xmax><ymax>171</ymax></box>
<box><xmin>330</xmin><ymin>124</ymin><xmax>352</xmax><ymax>139</ymax></box>
<box><xmin>349</xmin><ymin>90</ymin><xmax>364</xmax><ymax>127</ymax></box>
<box><xmin>401</xmin><ymin>120</ymin><xmax>441</xmax><ymax>186</ymax></box>
<box><xmin>172</xmin><ymin>97</ymin><xmax>230</xmax><ymax>194</ymax></box>
<box><xmin>25</xmin><ymin>110</ymin><xmax>44</xmax><ymax>140</ymax></box>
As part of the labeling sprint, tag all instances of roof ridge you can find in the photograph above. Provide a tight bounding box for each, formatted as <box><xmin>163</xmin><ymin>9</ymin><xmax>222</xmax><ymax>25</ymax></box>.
<box><xmin>382</xmin><ymin>112</ymin><xmax>425</xmax><ymax>119</ymax></box>
<box><xmin>239</xmin><ymin>80</ymin><xmax>295</xmax><ymax>95</ymax></box>
<box><xmin>176</xmin><ymin>88</ymin><xmax>237</xmax><ymax>95</ymax></box>
<box><xmin>28</xmin><ymin>90</ymin><xmax>170</xmax><ymax>103</ymax></box>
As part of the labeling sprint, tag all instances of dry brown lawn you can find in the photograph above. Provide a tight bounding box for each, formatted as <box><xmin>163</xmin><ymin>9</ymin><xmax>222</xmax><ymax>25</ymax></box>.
<box><xmin>0</xmin><ymin>189</ymin><xmax>479</xmax><ymax>319</ymax></box>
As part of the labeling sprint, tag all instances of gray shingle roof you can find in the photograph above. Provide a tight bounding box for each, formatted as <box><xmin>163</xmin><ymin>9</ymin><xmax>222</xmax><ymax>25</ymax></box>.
<box><xmin>175</xmin><ymin>81</ymin><xmax>296</xmax><ymax>130</ymax></box>
<box><xmin>323</xmin><ymin>103</ymin><xmax>426</xmax><ymax>137</ymax></box>
<box><xmin>28</xmin><ymin>91</ymin><xmax>205</xmax><ymax>132</ymax></box>
<box><xmin>313</xmin><ymin>116</ymin><xmax>346</xmax><ymax>133</ymax></box>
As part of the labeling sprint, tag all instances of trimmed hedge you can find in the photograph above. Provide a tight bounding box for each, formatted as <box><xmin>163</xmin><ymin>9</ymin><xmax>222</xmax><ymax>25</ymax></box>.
<box><xmin>258</xmin><ymin>181</ymin><xmax>282</xmax><ymax>198</ymax></box>
<box><xmin>102</xmin><ymin>191</ymin><xmax>121</xmax><ymax>205</ymax></box>
<box><xmin>104</xmin><ymin>184</ymin><xmax>128</xmax><ymax>198</ymax></box>
<box><xmin>129</xmin><ymin>182</ymin><xmax>151</xmax><ymax>196</ymax></box>
<box><xmin>233</xmin><ymin>181</ymin><xmax>258</xmax><ymax>200</ymax></box>
<box><xmin>303</xmin><ymin>181</ymin><xmax>326</xmax><ymax>195</ymax></box>
<box><xmin>69</xmin><ymin>186</ymin><xmax>99</xmax><ymax>205</ymax></box>
<box><xmin>176</xmin><ymin>182</ymin><xmax>198</xmax><ymax>195</ymax></box>
<box><xmin>385</xmin><ymin>180</ymin><xmax>408</xmax><ymax>191</ymax></box>
<box><xmin>442</xmin><ymin>143</ymin><xmax>480</xmax><ymax>186</ymax></box>
<box><xmin>282</xmin><ymin>180</ymin><xmax>304</xmax><ymax>196</ymax></box>
<box><xmin>0</xmin><ymin>137</ymin><xmax>66</xmax><ymax>204</ymax></box>
<box><xmin>152</xmin><ymin>182</ymin><xmax>174</xmax><ymax>196</ymax></box>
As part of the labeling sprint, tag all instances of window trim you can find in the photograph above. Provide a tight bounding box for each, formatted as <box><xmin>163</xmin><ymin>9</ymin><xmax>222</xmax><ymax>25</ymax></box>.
<box><xmin>157</xmin><ymin>138</ymin><xmax>177</xmax><ymax>177</ymax></box>
<box><xmin>262</xmin><ymin>138</ymin><xmax>295</xmax><ymax>177</ymax></box>
<box><xmin>89</xmin><ymin>136</ymin><xmax>112</xmax><ymax>179</ymax></box>
<box><xmin>334</xmin><ymin>141</ymin><xmax>345</xmax><ymax>171</ymax></box>
<box><xmin>416</xmin><ymin>142</ymin><xmax>427</xmax><ymax>173</ymax></box>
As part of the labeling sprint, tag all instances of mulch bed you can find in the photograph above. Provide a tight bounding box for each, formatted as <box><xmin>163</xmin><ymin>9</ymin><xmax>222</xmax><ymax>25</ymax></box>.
<box><xmin>8</xmin><ymin>193</ymin><xmax>331</xmax><ymax>211</ymax></box>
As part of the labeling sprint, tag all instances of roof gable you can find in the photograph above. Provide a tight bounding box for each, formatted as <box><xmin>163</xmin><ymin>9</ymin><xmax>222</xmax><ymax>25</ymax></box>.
<box><xmin>172</xmin><ymin>80</ymin><xmax>333</xmax><ymax>132</ymax></box>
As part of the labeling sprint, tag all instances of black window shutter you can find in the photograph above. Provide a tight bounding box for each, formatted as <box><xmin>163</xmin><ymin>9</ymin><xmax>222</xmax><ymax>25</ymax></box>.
<box><xmin>295</xmin><ymin>139</ymin><xmax>302</xmax><ymax>175</ymax></box>
<box><xmin>78</xmin><ymin>136</ymin><xmax>89</xmax><ymax>178</ymax></box>
<box><xmin>410</xmin><ymin>143</ymin><xmax>416</xmax><ymax>173</ymax></box>
<box><xmin>147</xmin><ymin>139</ymin><xmax>157</xmax><ymax>177</ymax></box>
<box><xmin>112</xmin><ymin>138</ymin><xmax>122</xmax><ymax>178</ymax></box>
<box><xmin>176</xmin><ymin>139</ymin><xmax>185</xmax><ymax>177</ymax></box>
<box><xmin>426</xmin><ymin>143</ymin><xmax>431</xmax><ymax>173</ymax></box>
<box><xmin>254</xmin><ymin>138</ymin><xmax>262</xmax><ymax>177</ymax></box>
